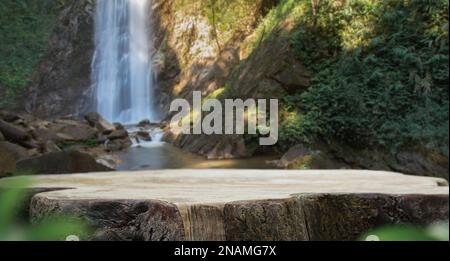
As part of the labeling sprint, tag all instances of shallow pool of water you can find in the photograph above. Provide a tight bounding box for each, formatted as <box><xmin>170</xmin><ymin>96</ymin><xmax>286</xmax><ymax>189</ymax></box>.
<box><xmin>116</xmin><ymin>141</ymin><xmax>279</xmax><ymax>170</ymax></box>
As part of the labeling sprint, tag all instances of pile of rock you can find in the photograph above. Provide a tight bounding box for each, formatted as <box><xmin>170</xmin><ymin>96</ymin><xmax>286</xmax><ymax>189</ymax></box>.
<box><xmin>127</xmin><ymin>119</ymin><xmax>159</xmax><ymax>144</ymax></box>
<box><xmin>84</xmin><ymin>112</ymin><xmax>132</xmax><ymax>151</ymax></box>
<box><xmin>0</xmin><ymin>110</ymin><xmax>132</xmax><ymax>177</ymax></box>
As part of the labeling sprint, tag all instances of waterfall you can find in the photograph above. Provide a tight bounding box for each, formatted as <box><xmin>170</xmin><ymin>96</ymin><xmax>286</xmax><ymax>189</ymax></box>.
<box><xmin>92</xmin><ymin>0</ymin><xmax>158</xmax><ymax>124</ymax></box>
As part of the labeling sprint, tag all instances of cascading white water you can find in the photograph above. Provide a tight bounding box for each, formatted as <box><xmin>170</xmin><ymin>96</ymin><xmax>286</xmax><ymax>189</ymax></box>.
<box><xmin>92</xmin><ymin>0</ymin><xmax>158</xmax><ymax>124</ymax></box>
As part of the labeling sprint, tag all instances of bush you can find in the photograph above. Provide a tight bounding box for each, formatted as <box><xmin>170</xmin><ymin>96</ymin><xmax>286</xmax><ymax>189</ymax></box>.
<box><xmin>283</xmin><ymin>0</ymin><xmax>449</xmax><ymax>155</ymax></box>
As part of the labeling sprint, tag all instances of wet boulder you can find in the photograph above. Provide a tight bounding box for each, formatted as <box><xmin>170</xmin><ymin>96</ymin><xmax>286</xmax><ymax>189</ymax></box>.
<box><xmin>273</xmin><ymin>144</ymin><xmax>342</xmax><ymax>169</ymax></box>
<box><xmin>136</xmin><ymin>131</ymin><xmax>152</xmax><ymax>142</ymax></box>
<box><xmin>0</xmin><ymin>141</ymin><xmax>30</xmax><ymax>176</ymax></box>
<box><xmin>85</xmin><ymin>112</ymin><xmax>115</xmax><ymax>132</ymax></box>
<box><xmin>113</xmin><ymin>122</ymin><xmax>126</xmax><ymax>131</ymax></box>
<box><xmin>104</xmin><ymin>138</ymin><xmax>133</xmax><ymax>152</ymax></box>
<box><xmin>97</xmin><ymin>127</ymin><xmax>132</xmax><ymax>152</ymax></box>
<box><xmin>107</xmin><ymin>129</ymin><xmax>129</xmax><ymax>140</ymax></box>
<box><xmin>275</xmin><ymin>144</ymin><xmax>311</xmax><ymax>168</ymax></box>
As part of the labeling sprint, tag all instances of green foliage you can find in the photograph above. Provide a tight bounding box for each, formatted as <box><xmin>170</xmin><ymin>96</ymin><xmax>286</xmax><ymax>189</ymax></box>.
<box><xmin>0</xmin><ymin>0</ymin><xmax>62</xmax><ymax>107</ymax></box>
<box><xmin>278</xmin><ymin>111</ymin><xmax>321</xmax><ymax>151</ymax></box>
<box><xmin>360</xmin><ymin>222</ymin><xmax>449</xmax><ymax>241</ymax></box>
<box><xmin>283</xmin><ymin>0</ymin><xmax>449</xmax><ymax>154</ymax></box>
<box><xmin>0</xmin><ymin>178</ymin><xmax>29</xmax><ymax>231</ymax></box>
<box><xmin>247</xmin><ymin>0</ymin><xmax>307</xmax><ymax>52</ymax></box>
<box><xmin>0</xmin><ymin>177</ymin><xmax>89</xmax><ymax>241</ymax></box>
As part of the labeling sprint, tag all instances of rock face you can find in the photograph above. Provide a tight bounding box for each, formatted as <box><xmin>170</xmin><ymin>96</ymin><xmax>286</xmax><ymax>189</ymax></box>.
<box><xmin>164</xmin><ymin>133</ymin><xmax>249</xmax><ymax>160</ymax></box>
<box><xmin>20</xmin><ymin>0</ymin><xmax>95</xmax><ymax>118</ymax></box>
<box><xmin>2</xmin><ymin>170</ymin><xmax>447</xmax><ymax>241</ymax></box>
<box><xmin>152</xmin><ymin>0</ymin><xmax>293</xmax><ymax>159</ymax></box>
<box><xmin>275</xmin><ymin>143</ymin><xmax>450</xmax><ymax>179</ymax></box>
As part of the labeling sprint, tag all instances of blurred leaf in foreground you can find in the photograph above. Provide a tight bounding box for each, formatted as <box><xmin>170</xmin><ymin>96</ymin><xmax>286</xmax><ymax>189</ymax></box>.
<box><xmin>0</xmin><ymin>178</ymin><xmax>29</xmax><ymax>231</ymax></box>
<box><xmin>0</xmin><ymin>177</ymin><xmax>89</xmax><ymax>241</ymax></box>
<box><xmin>360</xmin><ymin>222</ymin><xmax>449</xmax><ymax>241</ymax></box>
